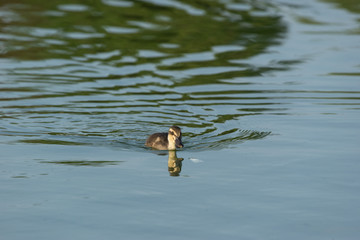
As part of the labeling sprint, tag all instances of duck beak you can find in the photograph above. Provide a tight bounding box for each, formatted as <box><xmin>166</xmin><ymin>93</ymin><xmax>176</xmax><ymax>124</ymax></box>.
<box><xmin>175</xmin><ymin>138</ymin><xmax>183</xmax><ymax>148</ymax></box>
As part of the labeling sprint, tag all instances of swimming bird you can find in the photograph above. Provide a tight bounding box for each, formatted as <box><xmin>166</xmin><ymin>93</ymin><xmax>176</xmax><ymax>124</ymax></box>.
<box><xmin>145</xmin><ymin>126</ymin><xmax>184</xmax><ymax>150</ymax></box>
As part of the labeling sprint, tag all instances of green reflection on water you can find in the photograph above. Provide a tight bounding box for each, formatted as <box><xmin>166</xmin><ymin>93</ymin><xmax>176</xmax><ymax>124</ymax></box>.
<box><xmin>0</xmin><ymin>0</ymin><xmax>289</xmax><ymax>149</ymax></box>
<box><xmin>322</xmin><ymin>0</ymin><xmax>360</xmax><ymax>14</ymax></box>
<box><xmin>1</xmin><ymin>0</ymin><xmax>286</xmax><ymax>61</ymax></box>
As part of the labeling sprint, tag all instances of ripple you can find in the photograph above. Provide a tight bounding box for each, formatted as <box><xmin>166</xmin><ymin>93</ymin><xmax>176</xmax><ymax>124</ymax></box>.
<box><xmin>1</xmin><ymin>0</ymin><xmax>359</xmax><ymax>151</ymax></box>
<box><xmin>141</xmin><ymin>0</ymin><xmax>205</xmax><ymax>16</ymax></box>
<box><xmin>103</xmin><ymin>26</ymin><xmax>139</xmax><ymax>34</ymax></box>
<box><xmin>57</xmin><ymin>4</ymin><xmax>90</xmax><ymax>12</ymax></box>
<box><xmin>102</xmin><ymin>0</ymin><xmax>133</xmax><ymax>8</ymax></box>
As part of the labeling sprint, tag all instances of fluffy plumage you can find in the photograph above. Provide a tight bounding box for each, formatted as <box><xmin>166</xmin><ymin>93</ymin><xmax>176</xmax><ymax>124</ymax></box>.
<box><xmin>145</xmin><ymin>126</ymin><xmax>183</xmax><ymax>150</ymax></box>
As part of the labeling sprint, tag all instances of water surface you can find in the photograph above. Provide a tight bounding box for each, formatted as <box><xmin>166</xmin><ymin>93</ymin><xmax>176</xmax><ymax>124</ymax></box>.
<box><xmin>1</xmin><ymin>0</ymin><xmax>360</xmax><ymax>239</ymax></box>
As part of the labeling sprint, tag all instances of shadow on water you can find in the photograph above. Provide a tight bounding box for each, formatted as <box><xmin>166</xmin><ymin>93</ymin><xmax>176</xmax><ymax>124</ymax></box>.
<box><xmin>1</xmin><ymin>0</ymin><xmax>290</xmax><ymax>151</ymax></box>
<box><xmin>40</xmin><ymin>160</ymin><xmax>123</xmax><ymax>167</ymax></box>
<box><xmin>39</xmin><ymin>150</ymin><xmax>182</xmax><ymax>176</ymax></box>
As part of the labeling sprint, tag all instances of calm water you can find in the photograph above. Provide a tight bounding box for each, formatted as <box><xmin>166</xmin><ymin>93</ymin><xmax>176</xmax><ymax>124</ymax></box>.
<box><xmin>1</xmin><ymin>0</ymin><xmax>360</xmax><ymax>239</ymax></box>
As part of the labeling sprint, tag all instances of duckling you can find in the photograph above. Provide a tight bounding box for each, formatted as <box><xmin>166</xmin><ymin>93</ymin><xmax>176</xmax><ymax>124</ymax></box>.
<box><xmin>145</xmin><ymin>126</ymin><xmax>184</xmax><ymax>150</ymax></box>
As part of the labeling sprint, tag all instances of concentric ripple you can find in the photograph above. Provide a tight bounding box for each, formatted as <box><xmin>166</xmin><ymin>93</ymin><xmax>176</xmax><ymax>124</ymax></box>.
<box><xmin>3</xmin><ymin>0</ymin><xmax>354</xmax><ymax>151</ymax></box>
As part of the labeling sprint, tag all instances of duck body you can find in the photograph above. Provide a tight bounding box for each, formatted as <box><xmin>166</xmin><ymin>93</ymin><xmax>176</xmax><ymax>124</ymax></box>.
<box><xmin>145</xmin><ymin>126</ymin><xmax>184</xmax><ymax>150</ymax></box>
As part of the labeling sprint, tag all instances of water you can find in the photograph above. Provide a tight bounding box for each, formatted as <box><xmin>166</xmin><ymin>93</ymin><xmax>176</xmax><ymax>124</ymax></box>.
<box><xmin>1</xmin><ymin>0</ymin><xmax>360</xmax><ymax>239</ymax></box>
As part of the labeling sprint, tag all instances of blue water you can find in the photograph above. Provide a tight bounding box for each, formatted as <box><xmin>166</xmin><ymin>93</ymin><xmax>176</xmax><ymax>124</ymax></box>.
<box><xmin>1</xmin><ymin>0</ymin><xmax>360</xmax><ymax>239</ymax></box>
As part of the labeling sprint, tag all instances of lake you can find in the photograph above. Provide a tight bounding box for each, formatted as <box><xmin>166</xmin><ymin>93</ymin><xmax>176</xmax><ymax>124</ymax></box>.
<box><xmin>1</xmin><ymin>0</ymin><xmax>360</xmax><ymax>239</ymax></box>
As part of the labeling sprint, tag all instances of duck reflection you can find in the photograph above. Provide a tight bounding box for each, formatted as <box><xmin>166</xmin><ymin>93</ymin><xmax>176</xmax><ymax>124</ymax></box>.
<box><xmin>168</xmin><ymin>151</ymin><xmax>184</xmax><ymax>177</ymax></box>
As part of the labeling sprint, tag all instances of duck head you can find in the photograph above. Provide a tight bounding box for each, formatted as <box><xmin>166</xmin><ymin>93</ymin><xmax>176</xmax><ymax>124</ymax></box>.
<box><xmin>167</xmin><ymin>126</ymin><xmax>184</xmax><ymax>150</ymax></box>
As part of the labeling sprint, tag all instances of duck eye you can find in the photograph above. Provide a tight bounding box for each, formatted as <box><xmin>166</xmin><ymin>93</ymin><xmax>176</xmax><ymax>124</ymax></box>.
<box><xmin>169</xmin><ymin>131</ymin><xmax>174</xmax><ymax>135</ymax></box>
